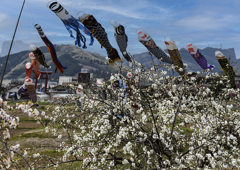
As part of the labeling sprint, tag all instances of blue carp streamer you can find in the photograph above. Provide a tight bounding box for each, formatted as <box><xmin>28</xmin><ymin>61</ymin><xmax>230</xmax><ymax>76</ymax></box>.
<box><xmin>47</xmin><ymin>0</ymin><xmax>94</xmax><ymax>48</ymax></box>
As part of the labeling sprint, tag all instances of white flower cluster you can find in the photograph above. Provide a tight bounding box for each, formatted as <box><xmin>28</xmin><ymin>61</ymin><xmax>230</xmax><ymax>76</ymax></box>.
<box><xmin>3</xmin><ymin>128</ymin><xmax>10</xmax><ymax>140</ymax></box>
<box><xmin>0</xmin><ymin>109</ymin><xmax>19</xmax><ymax>129</ymax></box>
<box><xmin>3</xmin><ymin>63</ymin><xmax>240</xmax><ymax>169</ymax></box>
<box><xmin>10</xmin><ymin>144</ymin><xmax>20</xmax><ymax>152</ymax></box>
<box><xmin>33</xmin><ymin>153</ymin><xmax>40</xmax><ymax>158</ymax></box>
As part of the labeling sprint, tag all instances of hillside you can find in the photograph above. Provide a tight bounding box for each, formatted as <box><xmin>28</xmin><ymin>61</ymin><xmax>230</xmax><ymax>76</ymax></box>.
<box><xmin>133</xmin><ymin>47</ymin><xmax>239</xmax><ymax>75</ymax></box>
<box><xmin>1</xmin><ymin>45</ymin><xmax>239</xmax><ymax>81</ymax></box>
<box><xmin>0</xmin><ymin>44</ymin><xmax>121</xmax><ymax>81</ymax></box>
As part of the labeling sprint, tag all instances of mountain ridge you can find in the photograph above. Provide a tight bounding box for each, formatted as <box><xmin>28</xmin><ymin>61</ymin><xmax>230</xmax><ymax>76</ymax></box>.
<box><xmin>133</xmin><ymin>47</ymin><xmax>239</xmax><ymax>75</ymax></box>
<box><xmin>0</xmin><ymin>44</ymin><xmax>120</xmax><ymax>81</ymax></box>
<box><xmin>0</xmin><ymin>44</ymin><xmax>239</xmax><ymax>81</ymax></box>
<box><xmin>0</xmin><ymin>40</ymin><xmax>43</xmax><ymax>57</ymax></box>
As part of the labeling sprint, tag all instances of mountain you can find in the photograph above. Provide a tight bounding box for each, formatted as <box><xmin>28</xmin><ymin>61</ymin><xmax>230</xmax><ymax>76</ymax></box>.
<box><xmin>1</xmin><ymin>45</ymin><xmax>238</xmax><ymax>82</ymax></box>
<box><xmin>236</xmin><ymin>59</ymin><xmax>240</xmax><ymax>72</ymax></box>
<box><xmin>133</xmin><ymin>47</ymin><xmax>240</xmax><ymax>75</ymax></box>
<box><xmin>0</xmin><ymin>40</ymin><xmax>43</xmax><ymax>57</ymax></box>
<box><xmin>0</xmin><ymin>44</ymin><xmax>121</xmax><ymax>81</ymax></box>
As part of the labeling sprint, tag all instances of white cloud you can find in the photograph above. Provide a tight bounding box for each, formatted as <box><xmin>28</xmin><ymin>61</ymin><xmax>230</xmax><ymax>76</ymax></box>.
<box><xmin>176</xmin><ymin>13</ymin><xmax>236</xmax><ymax>30</ymax></box>
<box><xmin>0</xmin><ymin>34</ymin><xmax>10</xmax><ymax>40</ymax></box>
<box><xmin>76</xmin><ymin>4</ymin><xmax>149</xmax><ymax>20</ymax></box>
<box><xmin>1</xmin><ymin>0</ymin><xmax>240</xmax><ymax>58</ymax></box>
<box><xmin>45</xmin><ymin>0</ymin><xmax>172</xmax><ymax>21</ymax></box>
<box><xmin>31</xmin><ymin>31</ymin><xmax>70</xmax><ymax>37</ymax></box>
<box><xmin>0</xmin><ymin>13</ymin><xmax>8</xmax><ymax>22</ymax></box>
<box><xmin>0</xmin><ymin>13</ymin><xmax>15</xmax><ymax>30</ymax></box>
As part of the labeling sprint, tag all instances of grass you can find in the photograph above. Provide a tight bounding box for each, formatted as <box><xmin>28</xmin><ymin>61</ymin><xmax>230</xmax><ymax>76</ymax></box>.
<box><xmin>43</xmin><ymin>149</ymin><xmax>66</xmax><ymax>157</ymax></box>
<box><xmin>37</xmin><ymin>101</ymin><xmax>51</xmax><ymax>105</ymax></box>
<box><xmin>40</xmin><ymin>106</ymin><xmax>46</xmax><ymax>109</ymax></box>
<box><xmin>21</xmin><ymin>131</ymin><xmax>56</xmax><ymax>138</ymax></box>
<box><xmin>19</xmin><ymin>117</ymin><xmax>36</xmax><ymax>122</ymax></box>
<box><xmin>180</xmin><ymin>125</ymin><xmax>194</xmax><ymax>135</ymax></box>
<box><xmin>17</xmin><ymin>127</ymin><xmax>38</xmax><ymax>130</ymax></box>
<box><xmin>9</xmin><ymin>130</ymin><xmax>55</xmax><ymax>141</ymax></box>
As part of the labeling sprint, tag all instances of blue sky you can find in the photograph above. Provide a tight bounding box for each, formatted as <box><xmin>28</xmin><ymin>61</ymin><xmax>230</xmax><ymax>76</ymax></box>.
<box><xmin>1</xmin><ymin>0</ymin><xmax>240</xmax><ymax>58</ymax></box>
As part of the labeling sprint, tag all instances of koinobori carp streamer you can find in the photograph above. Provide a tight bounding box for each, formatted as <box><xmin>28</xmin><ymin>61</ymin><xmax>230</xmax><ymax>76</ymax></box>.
<box><xmin>186</xmin><ymin>43</ymin><xmax>214</xmax><ymax>71</ymax></box>
<box><xmin>110</xmin><ymin>20</ymin><xmax>132</xmax><ymax>62</ymax></box>
<box><xmin>25</xmin><ymin>52</ymin><xmax>41</xmax><ymax>80</ymax></box>
<box><xmin>165</xmin><ymin>37</ymin><xmax>185</xmax><ymax>75</ymax></box>
<box><xmin>47</xmin><ymin>0</ymin><xmax>93</xmax><ymax>48</ymax></box>
<box><xmin>215</xmin><ymin>50</ymin><xmax>236</xmax><ymax>88</ymax></box>
<box><xmin>137</xmin><ymin>29</ymin><xmax>172</xmax><ymax>64</ymax></box>
<box><xmin>78</xmin><ymin>13</ymin><xmax>122</xmax><ymax>67</ymax></box>
<box><xmin>29</xmin><ymin>44</ymin><xmax>50</xmax><ymax>69</ymax></box>
<box><xmin>34</xmin><ymin>23</ymin><xmax>66</xmax><ymax>73</ymax></box>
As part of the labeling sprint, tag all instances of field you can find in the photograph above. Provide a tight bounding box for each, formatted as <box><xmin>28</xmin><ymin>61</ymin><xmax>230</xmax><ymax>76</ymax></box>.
<box><xmin>3</xmin><ymin>101</ymin><xmax>85</xmax><ymax>169</ymax></box>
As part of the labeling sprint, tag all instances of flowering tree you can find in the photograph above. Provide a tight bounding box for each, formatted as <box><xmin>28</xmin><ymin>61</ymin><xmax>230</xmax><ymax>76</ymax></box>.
<box><xmin>1</xmin><ymin>61</ymin><xmax>240</xmax><ymax>169</ymax></box>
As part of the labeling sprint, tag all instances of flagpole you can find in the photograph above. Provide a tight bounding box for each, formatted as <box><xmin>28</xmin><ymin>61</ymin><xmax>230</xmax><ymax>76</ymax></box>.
<box><xmin>0</xmin><ymin>0</ymin><xmax>26</xmax><ymax>93</ymax></box>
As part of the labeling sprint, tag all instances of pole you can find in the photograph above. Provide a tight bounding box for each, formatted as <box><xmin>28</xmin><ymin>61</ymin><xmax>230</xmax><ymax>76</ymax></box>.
<box><xmin>0</xmin><ymin>0</ymin><xmax>26</xmax><ymax>93</ymax></box>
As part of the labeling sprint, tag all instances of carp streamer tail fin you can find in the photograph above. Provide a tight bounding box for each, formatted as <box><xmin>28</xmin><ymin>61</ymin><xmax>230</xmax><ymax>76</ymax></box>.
<box><xmin>123</xmin><ymin>52</ymin><xmax>132</xmax><ymax>62</ymax></box>
<box><xmin>108</xmin><ymin>48</ymin><xmax>122</xmax><ymax>67</ymax></box>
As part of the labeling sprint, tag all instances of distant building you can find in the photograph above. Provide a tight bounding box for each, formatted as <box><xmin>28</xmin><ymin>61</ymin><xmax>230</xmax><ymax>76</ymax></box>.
<box><xmin>81</xmin><ymin>68</ymin><xmax>88</xmax><ymax>73</ymax></box>
<box><xmin>1</xmin><ymin>79</ymin><xmax>12</xmax><ymax>87</ymax></box>
<box><xmin>235</xmin><ymin>75</ymin><xmax>240</xmax><ymax>84</ymax></box>
<box><xmin>78</xmin><ymin>73</ymin><xmax>90</xmax><ymax>84</ymax></box>
<box><xmin>72</xmin><ymin>77</ymin><xmax>78</xmax><ymax>83</ymax></box>
<box><xmin>58</xmin><ymin>76</ymin><xmax>78</xmax><ymax>85</ymax></box>
<box><xmin>59</xmin><ymin>76</ymin><xmax>73</xmax><ymax>85</ymax></box>
<box><xmin>37</xmin><ymin>81</ymin><xmax>58</xmax><ymax>92</ymax></box>
<box><xmin>1</xmin><ymin>79</ymin><xmax>24</xmax><ymax>88</ymax></box>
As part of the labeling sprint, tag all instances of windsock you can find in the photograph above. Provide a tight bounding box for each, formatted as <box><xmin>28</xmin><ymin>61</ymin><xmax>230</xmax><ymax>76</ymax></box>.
<box><xmin>34</xmin><ymin>23</ymin><xmax>66</xmax><ymax>73</ymax></box>
<box><xmin>78</xmin><ymin>13</ymin><xmax>122</xmax><ymax>67</ymax></box>
<box><xmin>29</xmin><ymin>44</ymin><xmax>50</xmax><ymax>69</ymax></box>
<box><xmin>165</xmin><ymin>37</ymin><xmax>185</xmax><ymax>75</ymax></box>
<box><xmin>137</xmin><ymin>29</ymin><xmax>172</xmax><ymax>64</ymax></box>
<box><xmin>47</xmin><ymin>0</ymin><xmax>93</xmax><ymax>48</ymax></box>
<box><xmin>186</xmin><ymin>43</ymin><xmax>214</xmax><ymax>71</ymax></box>
<box><xmin>110</xmin><ymin>20</ymin><xmax>131</xmax><ymax>62</ymax></box>
<box><xmin>215</xmin><ymin>50</ymin><xmax>236</xmax><ymax>88</ymax></box>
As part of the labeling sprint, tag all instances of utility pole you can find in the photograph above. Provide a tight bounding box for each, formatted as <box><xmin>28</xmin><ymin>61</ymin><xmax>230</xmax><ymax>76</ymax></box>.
<box><xmin>0</xmin><ymin>0</ymin><xmax>26</xmax><ymax>93</ymax></box>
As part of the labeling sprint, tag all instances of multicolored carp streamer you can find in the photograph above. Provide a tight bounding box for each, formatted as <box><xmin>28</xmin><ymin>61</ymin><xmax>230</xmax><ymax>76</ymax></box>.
<box><xmin>186</xmin><ymin>43</ymin><xmax>214</xmax><ymax>71</ymax></box>
<box><xmin>110</xmin><ymin>20</ymin><xmax>131</xmax><ymax>62</ymax></box>
<box><xmin>34</xmin><ymin>24</ymin><xmax>66</xmax><ymax>73</ymax></box>
<box><xmin>215</xmin><ymin>51</ymin><xmax>236</xmax><ymax>88</ymax></box>
<box><xmin>137</xmin><ymin>29</ymin><xmax>172</xmax><ymax>64</ymax></box>
<box><xmin>25</xmin><ymin>52</ymin><xmax>41</xmax><ymax>80</ymax></box>
<box><xmin>78</xmin><ymin>13</ymin><xmax>122</xmax><ymax>67</ymax></box>
<box><xmin>47</xmin><ymin>0</ymin><xmax>93</xmax><ymax>48</ymax></box>
<box><xmin>29</xmin><ymin>44</ymin><xmax>50</xmax><ymax>69</ymax></box>
<box><xmin>164</xmin><ymin>37</ymin><xmax>185</xmax><ymax>75</ymax></box>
